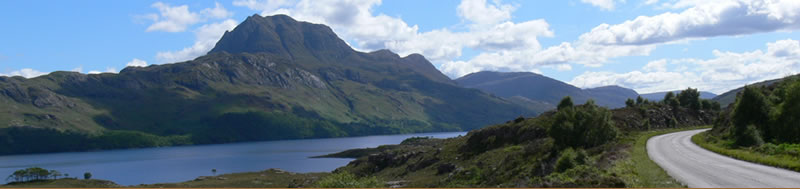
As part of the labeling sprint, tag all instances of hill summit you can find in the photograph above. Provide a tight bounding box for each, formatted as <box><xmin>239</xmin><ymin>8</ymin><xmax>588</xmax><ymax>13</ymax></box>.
<box><xmin>0</xmin><ymin>14</ymin><xmax>534</xmax><ymax>155</ymax></box>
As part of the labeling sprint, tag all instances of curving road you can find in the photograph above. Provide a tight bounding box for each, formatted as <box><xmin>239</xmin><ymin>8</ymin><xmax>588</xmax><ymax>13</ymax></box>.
<box><xmin>647</xmin><ymin>129</ymin><xmax>800</xmax><ymax>188</ymax></box>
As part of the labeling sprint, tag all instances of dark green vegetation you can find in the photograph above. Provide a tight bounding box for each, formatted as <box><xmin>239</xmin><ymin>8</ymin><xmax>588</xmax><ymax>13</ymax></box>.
<box><xmin>314</xmin><ymin>172</ymin><xmax>383</xmax><ymax>188</ymax></box>
<box><xmin>710</xmin><ymin>75</ymin><xmax>796</xmax><ymax>108</ymax></box>
<box><xmin>455</xmin><ymin>71</ymin><xmax>640</xmax><ymax>109</ymax></box>
<box><xmin>0</xmin><ymin>14</ymin><xmax>535</xmax><ymax>155</ymax></box>
<box><xmin>696</xmin><ymin>74</ymin><xmax>800</xmax><ymax>171</ymax></box>
<box><xmin>325</xmin><ymin>91</ymin><xmax>715</xmax><ymax>187</ymax></box>
<box><xmin>629</xmin><ymin>88</ymin><xmax>721</xmax><ymax>112</ymax></box>
<box><xmin>5</xmin><ymin>167</ymin><xmax>65</xmax><ymax>183</ymax></box>
<box><xmin>640</xmin><ymin>90</ymin><xmax>716</xmax><ymax>102</ymax></box>
<box><xmin>2</xmin><ymin>178</ymin><xmax>120</xmax><ymax>188</ymax></box>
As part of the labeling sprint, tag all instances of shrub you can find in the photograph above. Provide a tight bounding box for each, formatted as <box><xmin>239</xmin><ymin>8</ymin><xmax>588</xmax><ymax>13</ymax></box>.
<box><xmin>549</xmin><ymin>103</ymin><xmax>618</xmax><ymax>148</ymax></box>
<box><xmin>731</xmin><ymin>86</ymin><xmax>771</xmax><ymax>146</ymax></box>
<box><xmin>315</xmin><ymin>172</ymin><xmax>383</xmax><ymax>188</ymax></box>
<box><xmin>625</xmin><ymin>99</ymin><xmax>635</xmax><ymax>107</ymax></box>
<box><xmin>558</xmin><ymin>96</ymin><xmax>574</xmax><ymax>110</ymax></box>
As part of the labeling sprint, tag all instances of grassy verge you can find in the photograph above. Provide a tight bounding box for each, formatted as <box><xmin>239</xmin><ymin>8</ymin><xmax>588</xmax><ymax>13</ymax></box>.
<box><xmin>614</xmin><ymin>126</ymin><xmax>710</xmax><ymax>188</ymax></box>
<box><xmin>692</xmin><ymin>131</ymin><xmax>800</xmax><ymax>172</ymax></box>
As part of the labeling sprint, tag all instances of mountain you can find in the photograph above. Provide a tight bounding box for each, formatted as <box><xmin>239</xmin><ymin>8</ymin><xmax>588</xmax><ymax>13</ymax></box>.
<box><xmin>0</xmin><ymin>14</ymin><xmax>535</xmax><ymax>155</ymax></box>
<box><xmin>641</xmin><ymin>90</ymin><xmax>716</xmax><ymax>102</ymax></box>
<box><xmin>455</xmin><ymin>71</ymin><xmax>638</xmax><ymax>108</ymax></box>
<box><xmin>712</xmin><ymin>77</ymin><xmax>789</xmax><ymax>108</ymax></box>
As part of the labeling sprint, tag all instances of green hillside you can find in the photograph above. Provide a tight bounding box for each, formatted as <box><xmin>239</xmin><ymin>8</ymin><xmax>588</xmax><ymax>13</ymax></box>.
<box><xmin>0</xmin><ymin>14</ymin><xmax>536</xmax><ymax>155</ymax></box>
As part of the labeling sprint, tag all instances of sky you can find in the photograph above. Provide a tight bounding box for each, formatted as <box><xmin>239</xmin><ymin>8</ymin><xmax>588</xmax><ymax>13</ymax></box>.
<box><xmin>1</xmin><ymin>0</ymin><xmax>799</xmax><ymax>94</ymax></box>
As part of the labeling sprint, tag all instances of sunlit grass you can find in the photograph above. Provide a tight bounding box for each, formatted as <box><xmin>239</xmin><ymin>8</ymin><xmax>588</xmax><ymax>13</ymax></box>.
<box><xmin>692</xmin><ymin>131</ymin><xmax>800</xmax><ymax>172</ymax></box>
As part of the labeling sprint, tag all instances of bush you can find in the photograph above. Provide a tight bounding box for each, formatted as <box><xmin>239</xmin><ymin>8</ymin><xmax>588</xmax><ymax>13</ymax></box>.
<box><xmin>625</xmin><ymin>99</ymin><xmax>635</xmax><ymax>108</ymax></box>
<box><xmin>558</xmin><ymin>96</ymin><xmax>574</xmax><ymax>110</ymax></box>
<box><xmin>731</xmin><ymin>86</ymin><xmax>771</xmax><ymax>146</ymax></box>
<box><xmin>772</xmin><ymin>81</ymin><xmax>800</xmax><ymax>143</ymax></box>
<box><xmin>549</xmin><ymin>103</ymin><xmax>618</xmax><ymax>148</ymax></box>
<box><xmin>315</xmin><ymin>172</ymin><xmax>383</xmax><ymax>188</ymax></box>
<box><xmin>555</xmin><ymin>148</ymin><xmax>587</xmax><ymax>172</ymax></box>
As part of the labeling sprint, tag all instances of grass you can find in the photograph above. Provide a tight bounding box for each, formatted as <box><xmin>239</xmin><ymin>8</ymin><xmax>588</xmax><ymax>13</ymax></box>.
<box><xmin>1</xmin><ymin>178</ymin><xmax>120</xmax><ymax>188</ymax></box>
<box><xmin>692</xmin><ymin>131</ymin><xmax>800</xmax><ymax>172</ymax></box>
<box><xmin>140</xmin><ymin>169</ymin><xmax>329</xmax><ymax>188</ymax></box>
<box><xmin>613</xmin><ymin>125</ymin><xmax>710</xmax><ymax>188</ymax></box>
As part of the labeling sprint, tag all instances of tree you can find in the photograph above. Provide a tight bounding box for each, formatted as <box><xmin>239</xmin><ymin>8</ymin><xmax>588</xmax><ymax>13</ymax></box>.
<box><xmin>558</xmin><ymin>96</ymin><xmax>574</xmax><ymax>110</ymax></box>
<box><xmin>549</xmin><ymin>102</ymin><xmax>618</xmax><ymax>148</ymax></box>
<box><xmin>663</xmin><ymin>92</ymin><xmax>675</xmax><ymax>103</ymax></box>
<box><xmin>711</xmin><ymin>101</ymin><xmax>721</xmax><ymax>111</ymax></box>
<box><xmin>49</xmin><ymin>170</ymin><xmax>62</xmax><ymax>179</ymax></box>
<box><xmin>636</xmin><ymin>96</ymin><xmax>644</xmax><ymax>105</ymax></box>
<box><xmin>212</xmin><ymin>169</ymin><xmax>217</xmax><ymax>176</ymax></box>
<box><xmin>677</xmin><ymin>88</ymin><xmax>701</xmax><ymax>110</ymax></box>
<box><xmin>625</xmin><ymin>98</ymin><xmax>635</xmax><ymax>107</ymax></box>
<box><xmin>84</xmin><ymin>172</ymin><xmax>92</xmax><ymax>180</ymax></box>
<box><xmin>773</xmin><ymin>81</ymin><xmax>800</xmax><ymax>143</ymax></box>
<box><xmin>701</xmin><ymin>100</ymin><xmax>713</xmax><ymax>110</ymax></box>
<box><xmin>731</xmin><ymin>86</ymin><xmax>771</xmax><ymax>146</ymax></box>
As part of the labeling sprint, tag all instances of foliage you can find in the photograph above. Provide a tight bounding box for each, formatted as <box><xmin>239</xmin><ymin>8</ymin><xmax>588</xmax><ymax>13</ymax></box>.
<box><xmin>83</xmin><ymin>172</ymin><xmax>91</xmax><ymax>180</ymax></box>
<box><xmin>694</xmin><ymin>131</ymin><xmax>800</xmax><ymax>172</ymax></box>
<box><xmin>625</xmin><ymin>98</ymin><xmax>635</xmax><ymax>108</ymax></box>
<box><xmin>772</xmin><ymin>81</ymin><xmax>800</xmax><ymax>143</ymax></box>
<box><xmin>677</xmin><ymin>88</ymin><xmax>702</xmax><ymax>110</ymax></box>
<box><xmin>314</xmin><ymin>172</ymin><xmax>383</xmax><ymax>188</ymax></box>
<box><xmin>557</xmin><ymin>96</ymin><xmax>573</xmax><ymax>110</ymax></box>
<box><xmin>555</xmin><ymin>148</ymin><xmax>587</xmax><ymax>172</ymax></box>
<box><xmin>5</xmin><ymin>167</ymin><xmax>63</xmax><ymax>183</ymax></box>
<box><xmin>549</xmin><ymin>102</ymin><xmax>619</xmax><ymax>149</ymax></box>
<box><xmin>730</xmin><ymin>86</ymin><xmax>772</xmax><ymax>146</ymax></box>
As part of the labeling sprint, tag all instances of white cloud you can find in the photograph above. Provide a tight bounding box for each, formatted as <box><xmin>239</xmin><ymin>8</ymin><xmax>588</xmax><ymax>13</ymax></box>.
<box><xmin>642</xmin><ymin>59</ymin><xmax>668</xmax><ymax>72</ymax></box>
<box><xmin>156</xmin><ymin>19</ymin><xmax>238</xmax><ymax>63</ymax></box>
<box><xmin>645</xmin><ymin>0</ymin><xmax>659</xmax><ymax>5</ymax></box>
<box><xmin>457</xmin><ymin>0</ymin><xmax>516</xmax><ymax>27</ymax></box>
<box><xmin>234</xmin><ymin>0</ymin><xmax>556</xmax><ymax>78</ymax></box>
<box><xmin>581</xmin><ymin>0</ymin><xmax>800</xmax><ymax>46</ymax></box>
<box><xmin>233</xmin><ymin>0</ymin><xmax>296</xmax><ymax>13</ymax></box>
<box><xmin>580</xmin><ymin>0</ymin><xmax>623</xmax><ymax>10</ymax></box>
<box><xmin>569</xmin><ymin>39</ymin><xmax>800</xmax><ymax>94</ymax></box>
<box><xmin>145</xmin><ymin>2</ymin><xmax>233</xmax><ymax>32</ymax></box>
<box><xmin>88</xmin><ymin>67</ymin><xmax>118</xmax><ymax>75</ymax></box>
<box><xmin>126</xmin><ymin>58</ymin><xmax>148</xmax><ymax>67</ymax></box>
<box><xmin>0</xmin><ymin>68</ymin><xmax>48</xmax><ymax>78</ymax></box>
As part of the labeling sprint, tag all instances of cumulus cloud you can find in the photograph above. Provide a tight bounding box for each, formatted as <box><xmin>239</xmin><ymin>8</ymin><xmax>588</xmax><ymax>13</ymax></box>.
<box><xmin>156</xmin><ymin>19</ymin><xmax>238</xmax><ymax>63</ymax></box>
<box><xmin>570</xmin><ymin>39</ymin><xmax>800</xmax><ymax>94</ymax></box>
<box><xmin>233</xmin><ymin>0</ymin><xmax>296</xmax><ymax>13</ymax></box>
<box><xmin>235</xmin><ymin>0</ymin><xmax>557</xmax><ymax>78</ymax></box>
<box><xmin>457</xmin><ymin>0</ymin><xmax>515</xmax><ymax>27</ymax></box>
<box><xmin>580</xmin><ymin>0</ymin><xmax>622</xmax><ymax>10</ymax></box>
<box><xmin>88</xmin><ymin>67</ymin><xmax>118</xmax><ymax>74</ymax></box>
<box><xmin>126</xmin><ymin>58</ymin><xmax>148</xmax><ymax>67</ymax></box>
<box><xmin>0</xmin><ymin>68</ymin><xmax>48</xmax><ymax>78</ymax></box>
<box><xmin>145</xmin><ymin>2</ymin><xmax>233</xmax><ymax>32</ymax></box>
<box><xmin>581</xmin><ymin>0</ymin><xmax>800</xmax><ymax>46</ymax></box>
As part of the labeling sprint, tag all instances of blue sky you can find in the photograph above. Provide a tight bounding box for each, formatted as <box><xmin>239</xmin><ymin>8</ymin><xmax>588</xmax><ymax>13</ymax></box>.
<box><xmin>1</xmin><ymin>0</ymin><xmax>798</xmax><ymax>94</ymax></box>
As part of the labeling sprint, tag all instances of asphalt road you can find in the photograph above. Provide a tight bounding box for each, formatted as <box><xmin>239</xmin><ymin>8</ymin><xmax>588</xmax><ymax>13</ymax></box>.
<box><xmin>647</xmin><ymin>129</ymin><xmax>800</xmax><ymax>188</ymax></box>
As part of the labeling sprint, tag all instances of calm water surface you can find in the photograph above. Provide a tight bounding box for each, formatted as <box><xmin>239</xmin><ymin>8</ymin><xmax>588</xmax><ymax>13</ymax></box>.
<box><xmin>0</xmin><ymin>132</ymin><xmax>465</xmax><ymax>186</ymax></box>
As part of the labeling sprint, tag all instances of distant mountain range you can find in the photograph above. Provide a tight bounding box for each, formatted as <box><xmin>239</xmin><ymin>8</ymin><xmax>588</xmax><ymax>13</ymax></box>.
<box><xmin>0</xmin><ymin>14</ymin><xmax>536</xmax><ymax>155</ymax></box>
<box><xmin>455</xmin><ymin>71</ymin><xmax>719</xmax><ymax>109</ymax></box>
<box><xmin>456</xmin><ymin>71</ymin><xmax>636</xmax><ymax>108</ymax></box>
<box><xmin>641</xmin><ymin>90</ymin><xmax>717</xmax><ymax>101</ymax></box>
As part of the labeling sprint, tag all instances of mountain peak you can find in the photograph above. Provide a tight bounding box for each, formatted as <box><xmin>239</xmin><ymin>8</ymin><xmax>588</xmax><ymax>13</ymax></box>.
<box><xmin>208</xmin><ymin>14</ymin><xmax>354</xmax><ymax>61</ymax></box>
